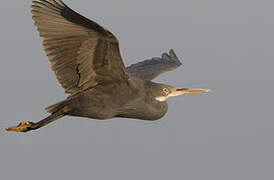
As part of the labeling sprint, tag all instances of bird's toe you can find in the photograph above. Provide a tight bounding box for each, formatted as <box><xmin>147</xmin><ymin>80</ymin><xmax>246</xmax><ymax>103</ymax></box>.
<box><xmin>6</xmin><ymin>121</ymin><xmax>35</xmax><ymax>133</ymax></box>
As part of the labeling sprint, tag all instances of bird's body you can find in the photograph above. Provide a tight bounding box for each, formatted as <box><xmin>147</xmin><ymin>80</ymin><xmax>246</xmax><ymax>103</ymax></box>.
<box><xmin>47</xmin><ymin>77</ymin><xmax>168</xmax><ymax>121</ymax></box>
<box><xmin>7</xmin><ymin>0</ymin><xmax>210</xmax><ymax>133</ymax></box>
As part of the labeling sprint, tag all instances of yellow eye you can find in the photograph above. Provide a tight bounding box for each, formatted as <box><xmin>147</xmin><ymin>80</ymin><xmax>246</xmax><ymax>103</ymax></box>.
<box><xmin>163</xmin><ymin>88</ymin><xmax>169</xmax><ymax>94</ymax></box>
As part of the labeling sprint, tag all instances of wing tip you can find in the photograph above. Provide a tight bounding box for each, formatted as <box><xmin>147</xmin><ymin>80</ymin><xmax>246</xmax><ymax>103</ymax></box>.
<box><xmin>169</xmin><ymin>49</ymin><xmax>179</xmax><ymax>60</ymax></box>
<box><xmin>31</xmin><ymin>0</ymin><xmax>66</xmax><ymax>9</ymax></box>
<box><xmin>161</xmin><ymin>49</ymin><xmax>182</xmax><ymax>65</ymax></box>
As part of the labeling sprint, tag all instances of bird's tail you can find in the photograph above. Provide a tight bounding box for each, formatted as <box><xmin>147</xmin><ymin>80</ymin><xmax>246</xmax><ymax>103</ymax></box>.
<box><xmin>45</xmin><ymin>99</ymin><xmax>70</xmax><ymax>114</ymax></box>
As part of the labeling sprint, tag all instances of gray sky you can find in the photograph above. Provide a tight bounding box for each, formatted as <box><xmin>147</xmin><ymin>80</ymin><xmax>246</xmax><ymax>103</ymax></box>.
<box><xmin>1</xmin><ymin>0</ymin><xmax>274</xmax><ymax>179</ymax></box>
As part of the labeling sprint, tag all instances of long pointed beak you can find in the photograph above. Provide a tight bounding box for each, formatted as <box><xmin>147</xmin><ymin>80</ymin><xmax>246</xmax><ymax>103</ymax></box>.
<box><xmin>171</xmin><ymin>88</ymin><xmax>211</xmax><ymax>96</ymax></box>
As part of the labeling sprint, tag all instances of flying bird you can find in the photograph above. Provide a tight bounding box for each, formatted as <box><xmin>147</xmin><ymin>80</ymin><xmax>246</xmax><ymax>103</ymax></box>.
<box><xmin>7</xmin><ymin>0</ymin><xmax>210</xmax><ymax>132</ymax></box>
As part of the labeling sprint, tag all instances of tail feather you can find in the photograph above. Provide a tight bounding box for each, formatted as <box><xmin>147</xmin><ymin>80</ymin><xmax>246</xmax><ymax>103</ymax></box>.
<box><xmin>45</xmin><ymin>99</ymin><xmax>68</xmax><ymax>113</ymax></box>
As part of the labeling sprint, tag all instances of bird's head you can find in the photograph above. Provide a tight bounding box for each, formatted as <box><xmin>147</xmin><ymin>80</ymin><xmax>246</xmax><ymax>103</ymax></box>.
<box><xmin>149</xmin><ymin>82</ymin><xmax>211</xmax><ymax>102</ymax></box>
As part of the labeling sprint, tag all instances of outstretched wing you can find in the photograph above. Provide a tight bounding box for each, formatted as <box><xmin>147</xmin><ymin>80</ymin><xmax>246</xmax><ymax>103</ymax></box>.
<box><xmin>126</xmin><ymin>49</ymin><xmax>182</xmax><ymax>81</ymax></box>
<box><xmin>32</xmin><ymin>0</ymin><xmax>129</xmax><ymax>94</ymax></box>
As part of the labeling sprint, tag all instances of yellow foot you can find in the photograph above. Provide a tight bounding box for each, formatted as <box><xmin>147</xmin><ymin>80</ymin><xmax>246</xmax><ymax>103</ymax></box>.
<box><xmin>6</xmin><ymin>121</ymin><xmax>35</xmax><ymax>132</ymax></box>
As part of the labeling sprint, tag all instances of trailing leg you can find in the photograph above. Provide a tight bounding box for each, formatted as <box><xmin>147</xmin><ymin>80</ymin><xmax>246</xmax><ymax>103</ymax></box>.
<box><xmin>6</xmin><ymin>110</ymin><xmax>66</xmax><ymax>133</ymax></box>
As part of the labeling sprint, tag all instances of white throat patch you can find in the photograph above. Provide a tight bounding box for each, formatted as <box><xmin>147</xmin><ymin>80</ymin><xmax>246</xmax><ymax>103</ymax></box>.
<box><xmin>155</xmin><ymin>96</ymin><xmax>168</xmax><ymax>102</ymax></box>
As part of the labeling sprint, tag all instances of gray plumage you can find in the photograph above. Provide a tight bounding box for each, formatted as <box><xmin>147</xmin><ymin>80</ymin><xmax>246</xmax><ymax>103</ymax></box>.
<box><xmin>126</xmin><ymin>49</ymin><xmax>182</xmax><ymax>81</ymax></box>
<box><xmin>6</xmin><ymin>0</ymin><xmax>210</xmax><ymax>133</ymax></box>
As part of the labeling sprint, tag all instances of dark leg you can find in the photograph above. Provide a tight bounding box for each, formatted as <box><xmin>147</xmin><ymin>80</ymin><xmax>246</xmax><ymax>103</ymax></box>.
<box><xmin>6</xmin><ymin>111</ymin><xmax>66</xmax><ymax>133</ymax></box>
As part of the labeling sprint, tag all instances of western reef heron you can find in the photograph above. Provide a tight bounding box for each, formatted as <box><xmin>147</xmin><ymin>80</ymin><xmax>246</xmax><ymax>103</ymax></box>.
<box><xmin>7</xmin><ymin>0</ymin><xmax>211</xmax><ymax>132</ymax></box>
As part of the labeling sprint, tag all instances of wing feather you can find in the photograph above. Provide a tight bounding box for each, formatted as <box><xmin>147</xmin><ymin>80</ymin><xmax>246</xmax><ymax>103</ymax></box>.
<box><xmin>32</xmin><ymin>0</ymin><xmax>128</xmax><ymax>94</ymax></box>
<box><xmin>126</xmin><ymin>49</ymin><xmax>182</xmax><ymax>81</ymax></box>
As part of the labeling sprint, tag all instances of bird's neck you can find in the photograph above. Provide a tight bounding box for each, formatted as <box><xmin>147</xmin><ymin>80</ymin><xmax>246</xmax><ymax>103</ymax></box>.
<box><xmin>116</xmin><ymin>78</ymin><xmax>168</xmax><ymax>120</ymax></box>
<box><xmin>117</xmin><ymin>100</ymin><xmax>168</xmax><ymax>121</ymax></box>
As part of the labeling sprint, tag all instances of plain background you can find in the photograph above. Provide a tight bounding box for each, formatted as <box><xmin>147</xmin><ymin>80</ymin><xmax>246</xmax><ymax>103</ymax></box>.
<box><xmin>1</xmin><ymin>0</ymin><xmax>273</xmax><ymax>179</ymax></box>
